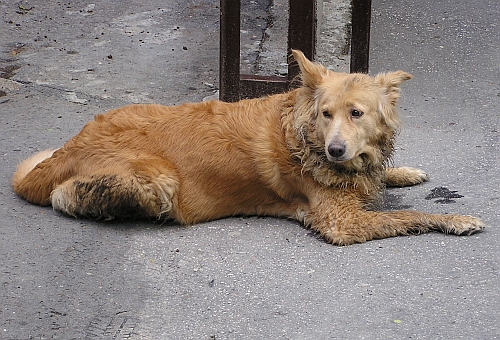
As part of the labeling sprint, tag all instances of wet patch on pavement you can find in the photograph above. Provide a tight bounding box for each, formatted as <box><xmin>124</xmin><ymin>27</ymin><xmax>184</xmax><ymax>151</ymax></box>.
<box><xmin>382</xmin><ymin>189</ymin><xmax>414</xmax><ymax>210</ymax></box>
<box><xmin>425</xmin><ymin>186</ymin><xmax>464</xmax><ymax>204</ymax></box>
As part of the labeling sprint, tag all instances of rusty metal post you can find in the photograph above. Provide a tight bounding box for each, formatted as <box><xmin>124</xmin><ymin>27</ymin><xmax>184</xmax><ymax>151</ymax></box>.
<box><xmin>220</xmin><ymin>0</ymin><xmax>372</xmax><ymax>99</ymax></box>
<box><xmin>350</xmin><ymin>0</ymin><xmax>371</xmax><ymax>73</ymax></box>
<box><xmin>219</xmin><ymin>0</ymin><xmax>329</xmax><ymax>100</ymax></box>
<box><xmin>220</xmin><ymin>0</ymin><xmax>241</xmax><ymax>102</ymax></box>
<box><xmin>288</xmin><ymin>0</ymin><xmax>316</xmax><ymax>83</ymax></box>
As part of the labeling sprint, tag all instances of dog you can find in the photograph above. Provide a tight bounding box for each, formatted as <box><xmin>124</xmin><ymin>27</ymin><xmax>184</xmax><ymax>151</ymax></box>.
<box><xmin>11</xmin><ymin>50</ymin><xmax>485</xmax><ymax>245</ymax></box>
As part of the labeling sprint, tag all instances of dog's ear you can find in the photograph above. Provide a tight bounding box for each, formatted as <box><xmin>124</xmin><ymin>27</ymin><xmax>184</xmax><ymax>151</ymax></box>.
<box><xmin>375</xmin><ymin>71</ymin><xmax>412</xmax><ymax>106</ymax></box>
<box><xmin>375</xmin><ymin>71</ymin><xmax>412</xmax><ymax>131</ymax></box>
<box><xmin>292</xmin><ymin>49</ymin><xmax>328</xmax><ymax>89</ymax></box>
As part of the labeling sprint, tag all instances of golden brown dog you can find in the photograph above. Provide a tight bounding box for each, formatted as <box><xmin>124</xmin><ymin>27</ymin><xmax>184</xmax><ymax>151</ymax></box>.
<box><xmin>12</xmin><ymin>50</ymin><xmax>485</xmax><ymax>245</ymax></box>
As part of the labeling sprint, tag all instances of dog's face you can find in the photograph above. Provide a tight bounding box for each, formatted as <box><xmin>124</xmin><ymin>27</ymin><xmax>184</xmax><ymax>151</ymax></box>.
<box><xmin>292</xmin><ymin>50</ymin><xmax>412</xmax><ymax>171</ymax></box>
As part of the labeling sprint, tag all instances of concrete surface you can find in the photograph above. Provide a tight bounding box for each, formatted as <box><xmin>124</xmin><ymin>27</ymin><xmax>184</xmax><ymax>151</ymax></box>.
<box><xmin>1</xmin><ymin>0</ymin><xmax>499</xmax><ymax>339</ymax></box>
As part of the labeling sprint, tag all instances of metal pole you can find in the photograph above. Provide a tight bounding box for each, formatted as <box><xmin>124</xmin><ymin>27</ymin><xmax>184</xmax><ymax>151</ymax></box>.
<box><xmin>350</xmin><ymin>0</ymin><xmax>371</xmax><ymax>73</ymax></box>
<box><xmin>288</xmin><ymin>0</ymin><xmax>316</xmax><ymax>83</ymax></box>
<box><xmin>220</xmin><ymin>0</ymin><xmax>241</xmax><ymax>102</ymax></box>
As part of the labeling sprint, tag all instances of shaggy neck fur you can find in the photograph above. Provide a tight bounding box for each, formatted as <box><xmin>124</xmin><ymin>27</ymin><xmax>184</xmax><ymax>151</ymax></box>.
<box><xmin>281</xmin><ymin>89</ymin><xmax>396</xmax><ymax>201</ymax></box>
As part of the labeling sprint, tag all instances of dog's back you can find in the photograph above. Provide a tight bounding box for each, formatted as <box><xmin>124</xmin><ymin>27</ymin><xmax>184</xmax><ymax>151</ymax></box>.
<box><xmin>11</xmin><ymin>97</ymin><xmax>301</xmax><ymax>222</ymax></box>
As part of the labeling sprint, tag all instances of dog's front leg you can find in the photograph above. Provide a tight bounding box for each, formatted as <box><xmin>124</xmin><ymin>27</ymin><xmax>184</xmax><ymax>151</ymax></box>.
<box><xmin>305</xmin><ymin>190</ymin><xmax>485</xmax><ymax>245</ymax></box>
<box><xmin>385</xmin><ymin>167</ymin><xmax>429</xmax><ymax>187</ymax></box>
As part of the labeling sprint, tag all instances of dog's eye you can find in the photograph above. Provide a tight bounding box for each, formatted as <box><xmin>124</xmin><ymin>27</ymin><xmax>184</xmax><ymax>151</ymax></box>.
<box><xmin>322</xmin><ymin>110</ymin><xmax>331</xmax><ymax>118</ymax></box>
<box><xmin>351</xmin><ymin>109</ymin><xmax>364</xmax><ymax>118</ymax></box>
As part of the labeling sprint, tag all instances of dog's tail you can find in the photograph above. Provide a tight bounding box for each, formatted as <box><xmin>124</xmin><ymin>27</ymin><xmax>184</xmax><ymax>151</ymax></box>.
<box><xmin>12</xmin><ymin>149</ymin><xmax>60</xmax><ymax>205</ymax></box>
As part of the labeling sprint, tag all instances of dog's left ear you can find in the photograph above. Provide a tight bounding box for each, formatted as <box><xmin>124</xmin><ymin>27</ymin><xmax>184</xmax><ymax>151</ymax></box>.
<box><xmin>292</xmin><ymin>49</ymin><xmax>329</xmax><ymax>89</ymax></box>
<box><xmin>375</xmin><ymin>71</ymin><xmax>412</xmax><ymax>131</ymax></box>
<box><xmin>375</xmin><ymin>71</ymin><xmax>412</xmax><ymax>106</ymax></box>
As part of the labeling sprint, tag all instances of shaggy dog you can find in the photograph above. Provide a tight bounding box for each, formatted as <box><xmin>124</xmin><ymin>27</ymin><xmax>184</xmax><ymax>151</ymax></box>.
<box><xmin>12</xmin><ymin>50</ymin><xmax>485</xmax><ymax>245</ymax></box>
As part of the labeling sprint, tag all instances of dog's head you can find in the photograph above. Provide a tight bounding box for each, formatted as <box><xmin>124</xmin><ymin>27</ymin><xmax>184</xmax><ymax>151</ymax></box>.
<box><xmin>291</xmin><ymin>50</ymin><xmax>412</xmax><ymax>173</ymax></box>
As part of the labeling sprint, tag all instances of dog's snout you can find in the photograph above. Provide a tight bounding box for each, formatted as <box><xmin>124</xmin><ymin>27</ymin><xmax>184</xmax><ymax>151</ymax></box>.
<box><xmin>328</xmin><ymin>142</ymin><xmax>346</xmax><ymax>158</ymax></box>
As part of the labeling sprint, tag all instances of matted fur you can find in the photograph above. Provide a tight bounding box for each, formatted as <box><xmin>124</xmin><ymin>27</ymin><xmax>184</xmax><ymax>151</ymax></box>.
<box><xmin>12</xmin><ymin>50</ymin><xmax>485</xmax><ymax>245</ymax></box>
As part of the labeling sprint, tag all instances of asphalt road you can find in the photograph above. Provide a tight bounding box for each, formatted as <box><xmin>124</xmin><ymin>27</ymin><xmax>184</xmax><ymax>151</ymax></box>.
<box><xmin>1</xmin><ymin>0</ymin><xmax>498</xmax><ymax>339</ymax></box>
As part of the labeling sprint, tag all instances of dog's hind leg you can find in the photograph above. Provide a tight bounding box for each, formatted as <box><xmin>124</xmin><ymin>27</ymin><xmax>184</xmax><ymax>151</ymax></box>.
<box><xmin>385</xmin><ymin>167</ymin><xmax>429</xmax><ymax>187</ymax></box>
<box><xmin>51</xmin><ymin>160</ymin><xmax>179</xmax><ymax>221</ymax></box>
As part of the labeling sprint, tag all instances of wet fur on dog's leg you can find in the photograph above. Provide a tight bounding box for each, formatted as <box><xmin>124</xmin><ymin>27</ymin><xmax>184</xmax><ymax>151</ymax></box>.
<box><xmin>51</xmin><ymin>175</ymin><xmax>147</xmax><ymax>220</ymax></box>
<box><xmin>305</xmin><ymin>190</ymin><xmax>485</xmax><ymax>245</ymax></box>
<box><xmin>51</xmin><ymin>162</ymin><xmax>179</xmax><ymax>221</ymax></box>
<box><xmin>311</xmin><ymin>210</ymin><xmax>485</xmax><ymax>246</ymax></box>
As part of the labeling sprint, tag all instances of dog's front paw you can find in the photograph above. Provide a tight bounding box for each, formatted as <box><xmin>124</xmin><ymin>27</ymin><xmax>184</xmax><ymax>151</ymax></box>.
<box><xmin>443</xmin><ymin>215</ymin><xmax>486</xmax><ymax>236</ymax></box>
<box><xmin>385</xmin><ymin>166</ymin><xmax>429</xmax><ymax>187</ymax></box>
<box><xmin>401</xmin><ymin>166</ymin><xmax>429</xmax><ymax>184</ymax></box>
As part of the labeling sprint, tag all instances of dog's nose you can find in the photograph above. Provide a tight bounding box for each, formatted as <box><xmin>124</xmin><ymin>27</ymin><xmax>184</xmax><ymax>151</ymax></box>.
<box><xmin>328</xmin><ymin>142</ymin><xmax>346</xmax><ymax>158</ymax></box>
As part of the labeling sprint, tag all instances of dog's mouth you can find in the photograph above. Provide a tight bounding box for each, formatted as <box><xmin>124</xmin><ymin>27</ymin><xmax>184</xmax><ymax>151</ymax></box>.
<box><xmin>327</xmin><ymin>153</ymin><xmax>369</xmax><ymax>173</ymax></box>
<box><xmin>329</xmin><ymin>155</ymin><xmax>351</xmax><ymax>162</ymax></box>
<box><xmin>329</xmin><ymin>161</ymin><xmax>357</xmax><ymax>174</ymax></box>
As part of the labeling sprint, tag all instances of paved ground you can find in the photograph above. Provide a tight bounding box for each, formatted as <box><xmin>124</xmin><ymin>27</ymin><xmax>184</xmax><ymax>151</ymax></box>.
<box><xmin>1</xmin><ymin>0</ymin><xmax>499</xmax><ymax>339</ymax></box>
